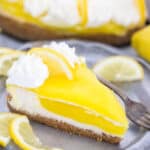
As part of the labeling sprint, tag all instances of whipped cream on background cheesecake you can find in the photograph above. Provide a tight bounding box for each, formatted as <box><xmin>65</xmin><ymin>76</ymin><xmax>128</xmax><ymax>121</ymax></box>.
<box><xmin>24</xmin><ymin>0</ymin><xmax>81</xmax><ymax>27</ymax></box>
<box><xmin>7</xmin><ymin>42</ymin><xmax>129</xmax><ymax>143</ymax></box>
<box><xmin>23</xmin><ymin>0</ymin><xmax>141</xmax><ymax>28</ymax></box>
<box><xmin>87</xmin><ymin>0</ymin><xmax>140</xmax><ymax>27</ymax></box>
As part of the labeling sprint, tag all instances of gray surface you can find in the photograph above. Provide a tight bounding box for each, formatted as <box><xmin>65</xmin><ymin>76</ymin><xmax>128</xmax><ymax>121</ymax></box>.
<box><xmin>0</xmin><ymin>33</ymin><xmax>150</xmax><ymax>150</ymax></box>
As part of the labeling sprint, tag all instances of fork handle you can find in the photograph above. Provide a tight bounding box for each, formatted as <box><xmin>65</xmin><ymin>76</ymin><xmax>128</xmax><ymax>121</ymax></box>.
<box><xmin>97</xmin><ymin>76</ymin><xmax>132</xmax><ymax>105</ymax></box>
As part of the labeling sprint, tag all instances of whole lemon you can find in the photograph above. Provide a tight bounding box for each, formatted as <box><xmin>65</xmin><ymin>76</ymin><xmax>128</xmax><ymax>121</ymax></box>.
<box><xmin>132</xmin><ymin>26</ymin><xmax>150</xmax><ymax>62</ymax></box>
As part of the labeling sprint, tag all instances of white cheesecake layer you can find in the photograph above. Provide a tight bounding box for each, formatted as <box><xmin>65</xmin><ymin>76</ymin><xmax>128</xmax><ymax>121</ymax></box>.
<box><xmin>8</xmin><ymin>86</ymin><xmax>123</xmax><ymax>138</ymax></box>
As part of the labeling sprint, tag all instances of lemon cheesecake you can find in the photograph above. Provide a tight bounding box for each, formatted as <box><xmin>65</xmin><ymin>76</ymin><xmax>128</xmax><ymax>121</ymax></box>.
<box><xmin>0</xmin><ymin>0</ymin><xmax>146</xmax><ymax>45</ymax></box>
<box><xmin>7</xmin><ymin>42</ymin><xmax>128</xmax><ymax>143</ymax></box>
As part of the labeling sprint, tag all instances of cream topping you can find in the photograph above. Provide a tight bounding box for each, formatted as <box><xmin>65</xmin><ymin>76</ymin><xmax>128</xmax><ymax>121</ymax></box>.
<box><xmin>24</xmin><ymin>0</ymin><xmax>81</xmax><ymax>27</ymax></box>
<box><xmin>43</xmin><ymin>42</ymin><xmax>85</xmax><ymax>68</ymax></box>
<box><xmin>7</xmin><ymin>55</ymin><xmax>49</xmax><ymax>88</ymax></box>
<box><xmin>87</xmin><ymin>0</ymin><xmax>140</xmax><ymax>27</ymax></box>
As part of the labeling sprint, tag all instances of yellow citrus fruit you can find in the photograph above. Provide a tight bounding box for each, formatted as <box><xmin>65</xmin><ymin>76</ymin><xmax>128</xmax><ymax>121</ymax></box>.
<box><xmin>0</xmin><ymin>113</ymin><xmax>19</xmax><ymax>147</ymax></box>
<box><xmin>0</xmin><ymin>51</ymin><xmax>24</xmax><ymax>76</ymax></box>
<box><xmin>132</xmin><ymin>26</ymin><xmax>150</xmax><ymax>62</ymax></box>
<box><xmin>93</xmin><ymin>56</ymin><xmax>144</xmax><ymax>82</ymax></box>
<box><xmin>0</xmin><ymin>47</ymin><xmax>16</xmax><ymax>55</ymax></box>
<box><xmin>30</xmin><ymin>48</ymin><xmax>74</xmax><ymax>80</ymax></box>
<box><xmin>9</xmin><ymin>116</ymin><xmax>62</xmax><ymax>150</ymax></box>
<box><xmin>10</xmin><ymin>116</ymin><xmax>46</xmax><ymax>150</ymax></box>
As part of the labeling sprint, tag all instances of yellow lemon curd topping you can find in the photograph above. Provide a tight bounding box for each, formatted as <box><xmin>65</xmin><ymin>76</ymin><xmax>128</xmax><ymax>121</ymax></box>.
<box><xmin>7</xmin><ymin>43</ymin><xmax>128</xmax><ymax>137</ymax></box>
<box><xmin>33</xmin><ymin>65</ymin><xmax>128</xmax><ymax>136</ymax></box>
<box><xmin>0</xmin><ymin>0</ymin><xmax>146</xmax><ymax>36</ymax></box>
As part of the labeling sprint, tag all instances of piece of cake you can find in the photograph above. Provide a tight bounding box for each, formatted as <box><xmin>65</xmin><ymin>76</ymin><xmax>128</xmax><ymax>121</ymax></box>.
<box><xmin>6</xmin><ymin>42</ymin><xmax>128</xmax><ymax>144</ymax></box>
<box><xmin>0</xmin><ymin>0</ymin><xmax>146</xmax><ymax>45</ymax></box>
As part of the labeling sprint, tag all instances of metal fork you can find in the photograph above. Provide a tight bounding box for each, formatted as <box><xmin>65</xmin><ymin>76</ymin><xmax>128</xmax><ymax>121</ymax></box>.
<box><xmin>97</xmin><ymin>76</ymin><xmax>150</xmax><ymax>130</ymax></box>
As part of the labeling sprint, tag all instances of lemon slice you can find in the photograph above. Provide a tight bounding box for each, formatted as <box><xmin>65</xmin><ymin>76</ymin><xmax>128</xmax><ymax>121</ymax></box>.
<box><xmin>0</xmin><ymin>113</ymin><xmax>19</xmax><ymax>147</ymax></box>
<box><xmin>93</xmin><ymin>56</ymin><xmax>144</xmax><ymax>82</ymax></box>
<box><xmin>30</xmin><ymin>48</ymin><xmax>74</xmax><ymax>80</ymax></box>
<box><xmin>0</xmin><ymin>47</ymin><xmax>16</xmax><ymax>55</ymax></box>
<box><xmin>0</xmin><ymin>51</ymin><xmax>24</xmax><ymax>76</ymax></box>
<box><xmin>10</xmin><ymin>116</ymin><xmax>61</xmax><ymax>150</ymax></box>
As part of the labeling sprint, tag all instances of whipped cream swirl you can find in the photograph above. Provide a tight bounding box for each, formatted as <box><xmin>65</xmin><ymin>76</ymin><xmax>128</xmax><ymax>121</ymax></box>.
<box><xmin>7</xmin><ymin>55</ymin><xmax>49</xmax><ymax>88</ymax></box>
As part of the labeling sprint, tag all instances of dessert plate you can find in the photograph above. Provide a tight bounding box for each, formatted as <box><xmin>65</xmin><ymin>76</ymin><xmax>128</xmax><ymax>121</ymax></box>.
<box><xmin>0</xmin><ymin>40</ymin><xmax>150</xmax><ymax>150</ymax></box>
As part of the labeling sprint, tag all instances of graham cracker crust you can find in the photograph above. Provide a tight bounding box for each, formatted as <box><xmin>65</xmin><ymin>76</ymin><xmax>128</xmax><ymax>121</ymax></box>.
<box><xmin>7</xmin><ymin>94</ymin><xmax>121</xmax><ymax>144</ymax></box>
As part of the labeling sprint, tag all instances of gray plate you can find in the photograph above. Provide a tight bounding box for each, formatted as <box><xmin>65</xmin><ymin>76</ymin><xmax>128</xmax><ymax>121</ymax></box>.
<box><xmin>0</xmin><ymin>39</ymin><xmax>150</xmax><ymax>150</ymax></box>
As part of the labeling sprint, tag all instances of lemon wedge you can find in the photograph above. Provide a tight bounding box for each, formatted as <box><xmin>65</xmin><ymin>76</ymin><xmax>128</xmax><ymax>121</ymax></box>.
<box><xmin>10</xmin><ymin>116</ymin><xmax>61</xmax><ymax>150</ymax></box>
<box><xmin>0</xmin><ymin>113</ymin><xmax>19</xmax><ymax>147</ymax></box>
<box><xmin>93</xmin><ymin>56</ymin><xmax>144</xmax><ymax>82</ymax></box>
<box><xmin>0</xmin><ymin>51</ymin><xmax>24</xmax><ymax>76</ymax></box>
<box><xmin>30</xmin><ymin>48</ymin><xmax>74</xmax><ymax>80</ymax></box>
<box><xmin>0</xmin><ymin>47</ymin><xmax>16</xmax><ymax>55</ymax></box>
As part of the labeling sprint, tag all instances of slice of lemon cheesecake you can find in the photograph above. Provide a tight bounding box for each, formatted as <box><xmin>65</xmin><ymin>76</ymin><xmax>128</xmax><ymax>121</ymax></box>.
<box><xmin>6</xmin><ymin>42</ymin><xmax>128</xmax><ymax>143</ymax></box>
<box><xmin>0</xmin><ymin>0</ymin><xmax>146</xmax><ymax>45</ymax></box>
